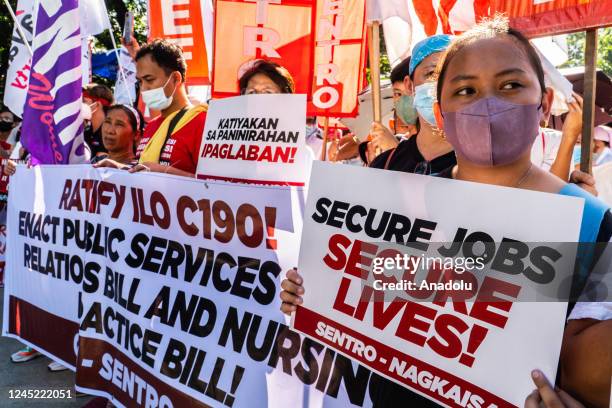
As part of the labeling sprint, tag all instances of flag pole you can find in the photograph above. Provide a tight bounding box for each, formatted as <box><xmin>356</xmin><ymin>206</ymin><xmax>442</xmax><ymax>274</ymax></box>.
<box><xmin>107</xmin><ymin>32</ymin><xmax>134</xmax><ymax>104</ymax></box>
<box><xmin>321</xmin><ymin>117</ymin><xmax>330</xmax><ymax>161</ymax></box>
<box><xmin>368</xmin><ymin>22</ymin><xmax>382</xmax><ymax>123</ymax></box>
<box><xmin>368</xmin><ymin>21</ymin><xmax>382</xmax><ymax>156</ymax></box>
<box><xmin>3</xmin><ymin>0</ymin><xmax>33</xmax><ymax>57</ymax></box>
<box><xmin>580</xmin><ymin>28</ymin><xmax>597</xmax><ymax>174</ymax></box>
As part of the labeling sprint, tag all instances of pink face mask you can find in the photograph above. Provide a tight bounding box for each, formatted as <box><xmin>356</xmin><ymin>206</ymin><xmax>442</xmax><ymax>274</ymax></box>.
<box><xmin>442</xmin><ymin>96</ymin><xmax>542</xmax><ymax>166</ymax></box>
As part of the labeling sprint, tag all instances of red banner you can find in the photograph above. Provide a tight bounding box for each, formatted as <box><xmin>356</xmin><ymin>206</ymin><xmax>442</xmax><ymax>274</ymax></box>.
<box><xmin>492</xmin><ymin>0</ymin><xmax>612</xmax><ymax>37</ymax></box>
<box><xmin>309</xmin><ymin>0</ymin><xmax>367</xmax><ymax>117</ymax></box>
<box><xmin>148</xmin><ymin>0</ymin><xmax>211</xmax><ymax>84</ymax></box>
<box><xmin>212</xmin><ymin>0</ymin><xmax>368</xmax><ymax>117</ymax></box>
<box><xmin>212</xmin><ymin>0</ymin><xmax>316</xmax><ymax>98</ymax></box>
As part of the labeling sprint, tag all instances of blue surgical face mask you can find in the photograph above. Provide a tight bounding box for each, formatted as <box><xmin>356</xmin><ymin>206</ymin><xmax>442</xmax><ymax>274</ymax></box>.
<box><xmin>414</xmin><ymin>82</ymin><xmax>437</xmax><ymax>125</ymax></box>
<box><xmin>572</xmin><ymin>145</ymin><xmax>582</xmax><ymax>166</ymax></box>
<box><xmin>394</xmin><ymin>95</ymin><xmax>418</xmax><ymax>125</ymax></box>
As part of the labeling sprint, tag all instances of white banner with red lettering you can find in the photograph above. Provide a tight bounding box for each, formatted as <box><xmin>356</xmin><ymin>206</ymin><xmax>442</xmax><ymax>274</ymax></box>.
<box><xmin>3</xmin><ymin>165</ymin><xmax>393</xmax><ymax>407</ymax></box>
<box><xmin>292</xmin><ymin>161</ymin><xmax>583</xmax><ymax>407</ymax></box>
<box><xmin>197</xmin><ymin>94</ymin><xmax>312</xmax><ymax>186</ymax></box>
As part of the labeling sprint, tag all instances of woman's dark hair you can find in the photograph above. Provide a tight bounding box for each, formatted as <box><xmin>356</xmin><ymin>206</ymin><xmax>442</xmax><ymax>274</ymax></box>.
<box><xmin>238</xmin><ymin>60</ymin><xmax>295</xmax><ymax>94</ymax></box>
<box><xmin>83</xmin><ymin>83</ymin><xmax>114</xmax><ymax>109</ymax></box>
<box><xmin>390</xmin><ymin>56</ymin><xmax>411</xmax><ymax>84</ymax></box>
<box><xmin>435</xmin><ymin>16</ymin><xmax>546</xmax><ymax>107</ymax></box>
<box><xmin>106</xmin><ymin>105</ymin><xmax>142</xmax><ymax>133</ymax></box>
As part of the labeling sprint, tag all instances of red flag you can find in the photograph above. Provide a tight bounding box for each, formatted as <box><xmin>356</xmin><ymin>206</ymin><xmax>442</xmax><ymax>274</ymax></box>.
<box><xmin>309</xmin><ymin>0</ymin><xmax>368</xmax><ymax>117</ymax></box>
<box><xmin>212</xmin><ymin>0</ymin><xmax>316</xmax><ymax>97</ymax></box>
<box><xmin>148</xmin><ymin>0</ymin><xmax>211</xmax><ymax>84</ymax></box>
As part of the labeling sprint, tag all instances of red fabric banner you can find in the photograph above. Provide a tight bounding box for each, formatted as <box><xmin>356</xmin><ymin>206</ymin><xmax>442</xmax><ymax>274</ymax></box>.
<box><xmin>149</xmin><ymin>0</ymin><xmax>211</xmax><ymax>84</ymax></box>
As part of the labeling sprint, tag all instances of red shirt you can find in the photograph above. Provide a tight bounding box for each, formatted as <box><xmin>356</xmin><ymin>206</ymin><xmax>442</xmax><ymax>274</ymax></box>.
<box><xmin>0</xmin><ymin>142</ymin><xmax>13</xmax><ymax>196</ymax></box>
<box><xmin>136</xmin><ymin>110</ymin><xmax>207</xmax><ymax>174</ymax></box>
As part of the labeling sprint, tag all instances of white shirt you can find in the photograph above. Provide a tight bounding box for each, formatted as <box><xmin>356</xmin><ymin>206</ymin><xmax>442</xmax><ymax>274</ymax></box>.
<box><xmin>569</xmin><ymin>302</ymin><xmax>612</xmax><ymax>320</ymax></box>
<box><xmin>530</xmin><ymin>128</ymin><xmax>564</xmax><ymax>171</ymax></box>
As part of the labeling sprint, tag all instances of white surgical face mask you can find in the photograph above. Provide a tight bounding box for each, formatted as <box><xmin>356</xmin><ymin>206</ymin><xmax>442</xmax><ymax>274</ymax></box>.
<box><xmin>81</xmin><ymin>102</ymin><xmax>93</xmax><ymax>121</ymax></box>
<box><xmin>141</xmin><ymin>75</ymin><xmax>176</xmax><ymax>111</ymax></box>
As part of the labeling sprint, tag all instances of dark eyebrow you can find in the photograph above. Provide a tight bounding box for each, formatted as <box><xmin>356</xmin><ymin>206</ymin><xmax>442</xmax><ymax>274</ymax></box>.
<box><xmin>450</xmin><ymin>74</ymin><xmax>478</xmax><ymax>82</ymax></box>
<box><xmin>495</xmin><ymin>68</ymin><xmax>527</xmax><ymax>77</ymax></box>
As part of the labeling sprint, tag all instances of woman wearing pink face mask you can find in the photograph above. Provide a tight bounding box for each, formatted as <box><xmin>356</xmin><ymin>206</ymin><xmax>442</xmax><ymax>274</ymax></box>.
<box><xmin>431</xmin><ymin>17</ymin><xmax>611</xmax><ymax>408</ymax></box>
<box><xmin>281</xmin><ymin>18</ymin><xmax>611</xmax><ymax>407</ymax></box>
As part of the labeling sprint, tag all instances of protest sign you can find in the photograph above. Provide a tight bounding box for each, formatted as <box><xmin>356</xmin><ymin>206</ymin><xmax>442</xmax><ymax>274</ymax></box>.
<box><xmin>148</xmin><ymin>0</ymin><xmax>212</xmax><ymax>84</ymax></box>
<box><xmin>293</xmin><ymin>161</ymin><xmax>584</xmax><ymax>407</ymax></box>
<box><xmin>310</xmin><ymin>0</ymin><xmax>367</xmax><ymax>117</ymax></box>
<box><xmin>197</xmin><ymin>94</ymin><xmax>311</xmax><ymax>186</ymax></box>
<box><xmin>212</xmin><ymin>0</ymin><xmax>315</xmax><ymax>98</ymax></box>
<box><xmin>492</xmin><ymin>0</ymin><xmax>612</xmax><ymax>37</ymax></box>
<box><xmin>3</xmin><ymin>165</ymin><xmax>391</xmax><ymax>407</ymax></box>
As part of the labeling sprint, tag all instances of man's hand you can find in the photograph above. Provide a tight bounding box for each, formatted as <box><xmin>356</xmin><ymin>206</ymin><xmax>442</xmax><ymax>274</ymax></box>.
<box><xmin>121</xmin><ymin>35</ymin><xmax>141</xmax><ymax>60</ymax></box>
<box><xmin>569</xmin><ymin>170</ymin><xmax>598</xmax><ymax>196</ymax></box>
<box><xmin>525</xmin><ymin>369</ymin><xmax>584</xmax><ymax>408</ymax></box>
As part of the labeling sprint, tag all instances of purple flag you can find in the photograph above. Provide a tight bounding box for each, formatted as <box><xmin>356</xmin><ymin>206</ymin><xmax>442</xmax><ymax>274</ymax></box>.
<box><xmin>21</xmin><ymin>0</ymin><xmax>89</xmax><ymax>164</ymax></box>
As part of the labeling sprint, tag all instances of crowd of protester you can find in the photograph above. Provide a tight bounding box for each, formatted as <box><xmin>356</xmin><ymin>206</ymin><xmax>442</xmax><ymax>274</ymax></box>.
<box><xmin>0</xmin><ymin>14</ymin><xmax>610</xmax><ymax>408</ymax></box>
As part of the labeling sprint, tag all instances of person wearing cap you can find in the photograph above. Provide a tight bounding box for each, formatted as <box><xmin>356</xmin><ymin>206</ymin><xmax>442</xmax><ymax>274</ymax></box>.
<box><xmin>82</xmin><ymin>84</ymin><xmax>114</xmax><ymax>157</ymax></box>
<box><xmin>390</xmin><ymin>56</ymin><xmax>417</xmax><ymax>139</ymax></box>
<box><xmin>369</xmin><ymin>34</ymin><xmax>456</xmax><ymax>175</ymax></box>
<box><xmin>593</xmin><ymin>125</ymin><xmax>612</xmax><ymax>167</ymax></box>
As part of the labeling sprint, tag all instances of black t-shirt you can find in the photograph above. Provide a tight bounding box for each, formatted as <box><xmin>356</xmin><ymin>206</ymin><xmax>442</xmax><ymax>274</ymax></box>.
<box><xmin>370</xmin><ymin>135</ymin><xmax>456</xmax><ymax>175</ymax></box>
<box><xmin>85</xmin><ymin>125</ymin><xmax>107</xmax><ymax>156</ymax></box>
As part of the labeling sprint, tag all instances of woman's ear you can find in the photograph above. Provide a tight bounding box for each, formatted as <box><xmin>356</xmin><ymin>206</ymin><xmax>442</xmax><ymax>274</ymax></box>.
<box><xmin>541</xmin><ymin>87</ymin><xmax>554</xmax><ymax>121</ymax></box>
<box><xmin>433</xmin><ymin>101</ymin><xmax>444</xmax><ymax>130</ymax></box>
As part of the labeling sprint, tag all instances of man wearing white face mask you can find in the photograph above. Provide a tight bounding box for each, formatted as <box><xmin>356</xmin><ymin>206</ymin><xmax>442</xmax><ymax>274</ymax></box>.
<box><xmin>95</xmin><ymin>39</ymin><xmax>207</xmax><ymax>177</ymax></box>
<box><xmin>82</xmin><ymin>84</ymin><xmax>114</xmax><ymax>157</ymax></box>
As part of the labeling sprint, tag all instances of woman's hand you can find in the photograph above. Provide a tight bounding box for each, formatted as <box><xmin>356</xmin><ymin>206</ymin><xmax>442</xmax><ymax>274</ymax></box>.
<box><xmin>280</xmin><ymin>268</ymin><xmax>304</xmax><ymax>315</ymax></box>
<box><xmin>4</xmin><ymin>160</ymin><xmax>16</xmax><ymax>176</ymax></box>
<box><xmin>562</xmin><ymin>93</ymin><xmax>583</xmax><ymax>144</ymax></box>
<box><xmin>93</xmin><ymin>158</ymin><xmax>129</xmax><ymax>170</ymax></box>
<box><xmin>370</xmin><ymin>122</ymin><xmax>399</xmax><ymax>153</ymax></box>
<box><xmin>128</xmin><ymin>162</ymin><xmax>169</xmax><ymax>174</ymax></box>
<box><xmin>569</xmin><ymin>170</ymin><xmax>598</xmax><ymax>196</ymax></box>
<box><xmin>525</xmin><ymin>369</ymin><xmax>584</xmax><ymax>408</ymax></box>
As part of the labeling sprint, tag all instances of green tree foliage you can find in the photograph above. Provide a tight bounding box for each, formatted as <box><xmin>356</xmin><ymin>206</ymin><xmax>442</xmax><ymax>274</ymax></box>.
<box><xmin>561</xmin><ymin>28</ymin><xmax>612</xmax><ymax>77</ymax></box>
<box><xmin>0</xmin><ymin>0</ymin><xmax>18</xmax><ymax>101</ymax></box>
<box><xmin>0</xmin><ymin>0</ymin><xmax>147</xmax><ymax>103</ymax></box>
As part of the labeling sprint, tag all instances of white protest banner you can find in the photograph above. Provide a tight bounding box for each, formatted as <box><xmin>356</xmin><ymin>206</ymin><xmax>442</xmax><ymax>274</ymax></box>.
<box><xmin>3</xmin><ymin>165</ymin><xmax>387</xmax><ymax>408</ymax></box>
<box><xmin>292</xmin><ymin>161</ymin><xmax>584</xmax><ymax>407</ymax></box>
<box><xmin>197</xmin><ymin>94</ymin><xmax>311</xmax><ymax>186</ymax></box>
